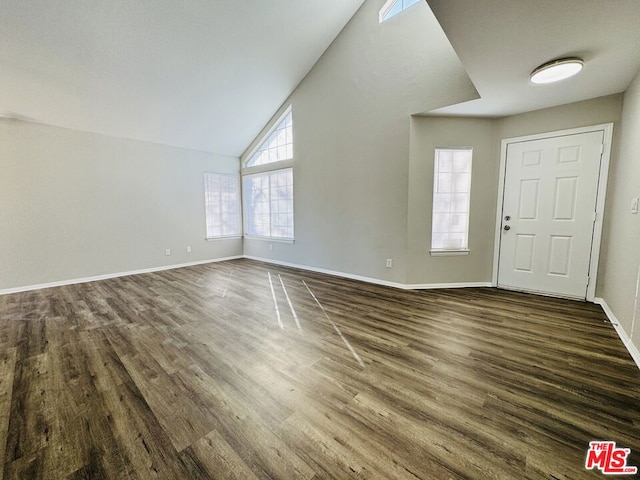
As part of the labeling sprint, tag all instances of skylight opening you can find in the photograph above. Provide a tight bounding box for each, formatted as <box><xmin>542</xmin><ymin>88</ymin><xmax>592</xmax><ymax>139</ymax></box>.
<box><xmin>379</xmin><ymin>0</ymin><xmax>421</xmax><ymax>23</ymax></box>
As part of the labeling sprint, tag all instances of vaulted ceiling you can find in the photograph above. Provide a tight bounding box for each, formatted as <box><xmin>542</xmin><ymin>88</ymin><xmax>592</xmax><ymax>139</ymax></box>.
<box><xmin>0</xmin><ymin>0</ymin><xmax>364</xmax><ymax>156</ymax></box>
<box><xmin>2</xmin><ymin>0</ymin><xmax>640</xmax><ymax>156</ymax></box>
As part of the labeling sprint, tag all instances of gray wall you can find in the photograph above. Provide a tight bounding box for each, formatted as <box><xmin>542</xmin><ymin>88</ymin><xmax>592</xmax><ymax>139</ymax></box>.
<box><xmin>404</xmin><ymin>95</ymin><xmax>623</xmax><ymax>286</ymax></box>
<box><xmin>599</xmin><ymin>70</ymin><xmax>640</xmax><ymax>352</ymax></box>
<box><xmin>495</xmin><ymin>94</ymin><xmax>624</xmax><ymax>141</ymax></box>
<box><xmin>0</xmin><ymin>118</ymin><xmax>241</xmax><ymax>291</ymax></box>
<box><xmin>242</xmin><ymin>0</ymin><xmax>478</xmax><ymax>283</ymax></box>
<box><xmin>2</xmin><ymin>0</ymin><xmax>629</xmax><ymax>306</ymax></box>
<box><xmin>241</xmin><ymin>0</ymin><xmax>626</xmax><ymax>289</ymax></box>
<box><xmin>407</xmin><ymin>116</ymin><xmax>498</xmax><ymax>284</ymax></box>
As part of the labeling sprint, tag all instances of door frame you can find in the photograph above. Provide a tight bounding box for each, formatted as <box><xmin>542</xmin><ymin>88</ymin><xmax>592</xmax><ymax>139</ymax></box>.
<box><xmin>491</xmin><ymin>123</ymin><xmax>614</xmax><ymax>302</ymax></box>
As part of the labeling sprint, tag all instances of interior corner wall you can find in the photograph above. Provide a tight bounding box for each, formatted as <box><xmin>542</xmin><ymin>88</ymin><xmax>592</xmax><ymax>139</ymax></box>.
<box><xmin>406</xmin><ymin>116</ymin><xmax>499</xmax><ymax>285</ymax></box>
<box><xmin>242</xmin><ymin>0</ymin><xmax>478</xmax><ymax>283</ymax></box>
<box><xmin>598</xmin><ymin>71</ymin><xmax>640</xmax><ymax>351</ymax></box>
<box><xmin>495</xmin><ymin>94</ymin><xmax>624</xmax><ymax>141</ymax></box>
<box><xmin>405</xmin><ymin>94</ymin><xmax>623</xmax><ymax>287</ymax></box>
<box><xmin>0</xmin><ymin>119</ymin><xmax>241</xmax><ymax>291</ymax></box>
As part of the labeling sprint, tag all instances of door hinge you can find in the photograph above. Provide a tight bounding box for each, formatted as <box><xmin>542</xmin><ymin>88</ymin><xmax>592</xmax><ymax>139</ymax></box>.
<box><xmin>600</xmin><ymin>143</ymin><xmax>605</xmax><ymax>155</ymax></box>
<box><xmin>586</xmin><ymin>276</ymin><xmax>591</xmax><ymax>286</ymax></box>
<box><xmin>593</xmin><ymin>211</ymin><xmax>598</xmax><ymax>222</ymax></box>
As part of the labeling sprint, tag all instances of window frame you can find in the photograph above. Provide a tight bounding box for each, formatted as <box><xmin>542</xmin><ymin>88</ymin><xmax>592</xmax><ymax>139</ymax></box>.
<box><xmin>243</xmin><ymin>106</ymin><xmax>293</xmax><ymax>168</ymax></box>
<box><xmin>379</xmin><ymin>0</ymin><xmax>421</xmax><ymax>23</ymax></box>
<box><xmin>242</xmin><ymin>167</ymin><xmax>294</xmax><ymax>242</ymax></box>
<box><xmin>241</xmin><ymin>105</ymin><xmax>295</xmax><ymax>242</ymax></box>
<box><xmin>429</xmin><ymin>147</ymin><xmax>473</xmax><ymax>256</ymax></box>
<box><xmin>203</xmin><ymin>172</ymin><xmax>242</xmax><ymax>240</ymax></box>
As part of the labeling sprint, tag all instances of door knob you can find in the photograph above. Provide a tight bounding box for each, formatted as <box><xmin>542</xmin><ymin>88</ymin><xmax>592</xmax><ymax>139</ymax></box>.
<box><xmin>504</xmin><ymin>225</ymin><xmax>511</xmax><ymax>231</ymax></box>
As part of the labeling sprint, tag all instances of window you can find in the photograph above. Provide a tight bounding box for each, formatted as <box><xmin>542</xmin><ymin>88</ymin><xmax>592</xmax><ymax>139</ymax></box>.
<box><xmin>379</xmin><ymin>0</ymin><xmax>421</xmax><ymax>22</ymax></box>
<box><xmin>242</xmin><ymin>106</ymin><xmax>295</xmax><ymax>241</ymax></box>
<box><xmin>243</xmin><ymin>168</ymin><xmax>294</xmax><ymax>240</ymax></box>
<box><xmin>203</xmin><ymin>172</ymin><xmax>241</xmax><ymax>239</ymax></box>
<box><xmin>246</xmin><ymin>108</ymin><xmax>292</xmax><ymax>167</ymax></box>
<box><xmin>431</xmin><ymin>148</ymin><xmax>472</xmax><ymax>254</ymax></box>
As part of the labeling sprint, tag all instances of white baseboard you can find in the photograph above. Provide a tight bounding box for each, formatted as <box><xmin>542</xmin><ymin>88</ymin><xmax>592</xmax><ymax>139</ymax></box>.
<box><xmin>242</xmin><ymin>255</ymin><xmax>492</xmax><ymax>291</ymax></box>
<box><xmin>0</xmin><ymin>253</ymin><xmax>498</xmax><ymax>297</ymax></box>
<box><xmin>242</xmin><ymin>255</ymin><xmax>406</xmax><ymax>288</ymax></box>
<box><xmin>0</xmin><ymin>255</ymin><xmax>243</xmax><ymax>296</ymax></box>
<box><xmin>594</xmin><ymin>297</ymin><xmax>640</xmax><ymax>371</ymax></box>
<box><xmin>405</xmin><ymin>282</ymin><xmax>493</xmax><ymax>290</ymax></box>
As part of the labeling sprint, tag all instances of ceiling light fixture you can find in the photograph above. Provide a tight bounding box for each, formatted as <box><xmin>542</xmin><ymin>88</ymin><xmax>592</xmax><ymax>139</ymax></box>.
<box><xmin>530</xmin><ymin>57</ymin><xmax>584</xmax><ymax>84</ymax></box>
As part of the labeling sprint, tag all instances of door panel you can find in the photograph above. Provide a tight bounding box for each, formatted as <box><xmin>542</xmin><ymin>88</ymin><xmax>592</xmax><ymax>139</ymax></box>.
<box><xmin>514</xmin><ymin>234</ymin><xmax>535</xmax><ymax>272</ymax></box>
<box><xmin>498</xmin><ymin>131</ymin><xmax>603</xmax><ymax>299</ymax></box>
<box><xmin>548</xmin><ymin>236</ymin><xmax>572</xmax><ymax>275</ymax></box>
<box><xmin>553</xmin><ymin>177</ymin><xmax>578</xmax><ymax>220</ymax></box>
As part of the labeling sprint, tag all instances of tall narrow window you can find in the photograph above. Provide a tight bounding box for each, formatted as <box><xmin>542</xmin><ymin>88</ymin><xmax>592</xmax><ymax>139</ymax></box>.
<box><xmin>431</xmin><ymin>148</ymin><xmax>472</xmax><ymax>253</ymax></box>
<box><xmin>243</xmin><ymin>168</ymin><xmax>294</xmax><ymax>240</ymax></box>
<box><xmin>204</xmin><ymin>172</ymin><xmax>241</xmax><ymax>239</ymax></box>
<box><xmin>379</xmin><ymin>0</ymin><xmax>421</xmax><ymax>22</ymax></box>
<box><xmin>242</xmin><ymin>106</ymin><xmax>295</xmax><ymax>241</ymax></box>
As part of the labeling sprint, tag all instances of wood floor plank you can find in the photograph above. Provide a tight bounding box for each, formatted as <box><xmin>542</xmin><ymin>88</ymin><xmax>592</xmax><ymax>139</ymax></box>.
<box><xmin>3</xmin><ymin>352</ymin><xmax>90</xmax><ymax>479</ymax></box>
<box><xmin>0</xmin><ymin>348</ymin><xmax>17</xmax><ymax>480</ymax></box>
<box><xmin>180</xmin><ymin>429</ymin><xmax>260</xmax><ymax>480</ymax></box>
<box><xmin>98</xmin><ymin>378</ymin><xmax>193</xmax><ymax>480</ymax></box>
<box><xmin>174</xmin><ymin>365</ymin><xmax>316</xmax><ymax>480</ymax></box>
<box><xmin>76</xmin><ymin>329</ymin><xmax>128</xmax><ymax>394</ymax></box>
<box><xmin>1</xmin><ymin>258</ymin><xmax>639</xmax><ymax>479</ymax></box>
<box><xmin>105</xmin><ymin>328</ymin><xmax>218</xmax><ymax>453</ymax></box>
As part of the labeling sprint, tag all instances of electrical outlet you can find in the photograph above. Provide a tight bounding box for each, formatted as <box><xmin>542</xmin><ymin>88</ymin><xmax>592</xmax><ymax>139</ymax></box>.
<box><xmin>186</xmin><ymin>246</ymin><xmax>192</xmax><ymax>253</ymax></box>
<box><xmin>386</xmin><ymin>258</ymin><xmax>393</xmax><ymax>268</ymax></box>
<box><xmin>165</xmin><ymin>248</ymin><xmax>171</xmax><ymax>256</ymax></box>
<box><xmin>631</xmin><ymin>197</ymin><xmax>639</xmax><ymax>214</ymax></box>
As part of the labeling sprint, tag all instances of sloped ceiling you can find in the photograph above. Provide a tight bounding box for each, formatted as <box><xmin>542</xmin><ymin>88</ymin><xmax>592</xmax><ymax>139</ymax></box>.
<box><xmin>0</xmin><ymin>0</ymin><xmax>365</xmax><ymax>156</ymax></box>
<box><xmin>425</xmin><ymin>0</ymin><xmax>640</xmax><ymax>116</ymax></box>
<box><xmin>5</xmin><ymin>0</ymin><xmax>636</xmax><ymax>155</ymax></box>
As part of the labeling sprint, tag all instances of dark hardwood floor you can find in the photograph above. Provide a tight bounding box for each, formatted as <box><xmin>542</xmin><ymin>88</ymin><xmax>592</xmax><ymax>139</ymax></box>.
<box><xmin>0</xmin><ymin>258</ymin><xmax>639</xmax><ymax>479</ymax></box>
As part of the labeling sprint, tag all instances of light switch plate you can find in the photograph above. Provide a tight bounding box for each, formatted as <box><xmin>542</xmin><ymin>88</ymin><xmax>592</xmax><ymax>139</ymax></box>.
<box><xmin>632</xmin><ymin>197</ymin><xmax>639</xmax><ymax>214</ymax></box>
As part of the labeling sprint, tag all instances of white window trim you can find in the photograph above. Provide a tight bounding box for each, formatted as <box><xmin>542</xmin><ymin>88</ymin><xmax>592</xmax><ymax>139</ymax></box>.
<box><xmin>379</xmin><ymin>0</ymin><xmax>395</xmax><ymax>22</ymax></box>
<box><xmin>242</xmin><ymin>167</ymin><xmax>295</xmax><ymax>241</ymax></box>
<box><xmin>430</xmin><ymin>147</ymin><xmax>473</xmax><ymax>253</ymax></box>
<box><xmin>379</xmin><ymin>0</ymin><xmax>420</xmax><ymax>23</ymax></box>
<box><xmin>203</xmin><ymin>172</ymin><xmax>242</xmax><ymax>240</ymax></box>
<box><xmin>242</xmin><ymin>159</ymin><xmax>293</xmax><ymax>176</ymax></box>
<box><xmin>206</xmin><ymin>235</ymin><xmax>242</xmax><ymax>242</ymax></box>
<box><xmin>243</xmin><ymin>105</ymin><xmax>292</xmax><ymax>168</ymax></box>
<box><xmin>242</xmin><ymin>105</ymin><xmax>295</xmax><ymax>241</ymax></box>
<box><xmin>245</xmin><ymin>236</ymin><xmax>295</xmax><ymax>244</ymax></box>
<box><xmin>429</xmin><ymin>249</ymin><xmax>470</xmax><ymax>257</ymax></box>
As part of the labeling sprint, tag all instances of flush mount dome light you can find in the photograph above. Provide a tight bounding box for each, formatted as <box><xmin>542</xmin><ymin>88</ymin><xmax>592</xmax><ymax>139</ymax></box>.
<box><xmin>530</xmin><ymin>57</ymin><xmax>584</xmax><ymax>84</ymax></box>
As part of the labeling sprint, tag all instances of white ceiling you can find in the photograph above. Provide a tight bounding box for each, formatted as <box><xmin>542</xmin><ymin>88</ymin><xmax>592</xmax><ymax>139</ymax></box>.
<box><xmin>425</xmin><ymin>0</ymin><xmax>640</xmax><ymax>117</ymax></box>
<box><xmin>0</xmin><ymin>0</ymin><xmax>364</xmax><ymax>156</ymax></box>
<box><xmin>5</xmin><ymin>1</ymin><xmax>639</xmax><ymax>156</ymax></box>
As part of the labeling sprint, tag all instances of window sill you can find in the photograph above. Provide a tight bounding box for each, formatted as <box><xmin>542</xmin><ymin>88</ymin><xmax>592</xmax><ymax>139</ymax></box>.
<box><xmin>244</xmin><ymin>235</ymin><xmax>295</xmax><ymax>244</ymax></box>
<box><xmin>242</xmin><ymin>160</ymin><xmax>294</xmax><ymax>175</ymax></box>
<box><xmin>430</xmin><ymin>249</ymin><xmax>470</xmax><ymax>257</ymax></box>
<box><xmin>206</xmin><ymin>235</ymin><xmax>242</xmax><ymax>241</ymax></box>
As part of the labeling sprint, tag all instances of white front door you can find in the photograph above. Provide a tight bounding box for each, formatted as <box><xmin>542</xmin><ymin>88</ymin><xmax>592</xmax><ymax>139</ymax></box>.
<box><xmin>497</xmin><ymin>131</ymin><xmax>604</xmax><ymax>299</ymax></box>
